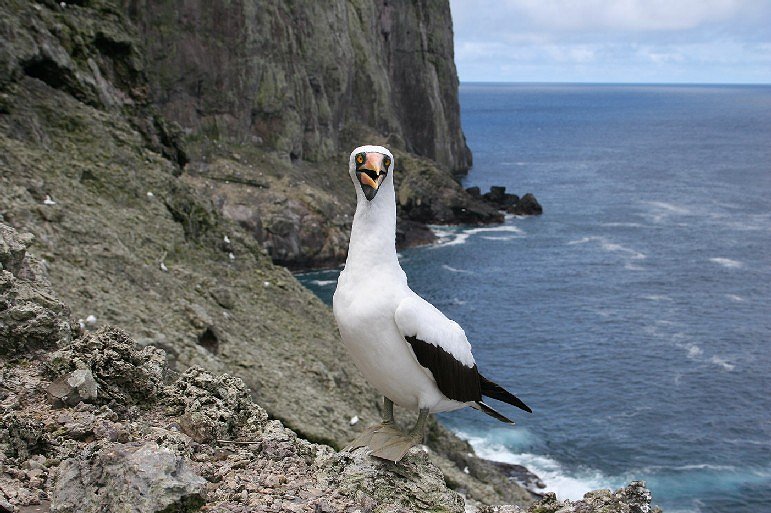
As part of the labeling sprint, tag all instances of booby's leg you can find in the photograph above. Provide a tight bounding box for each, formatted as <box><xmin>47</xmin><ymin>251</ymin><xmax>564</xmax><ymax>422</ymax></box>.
<box><xmin>369</xmin><ymin>407</ymin><xmax>429</xmax><ymax>462</ymax></box>
<box><xmin>382</xmin><ymin>396</ymin><xmax>395</xmax><ymax>424</ymax></box>
<box><xmin>344</xmin><ymin>397</ymin><xmax>403</xmax><ymax>451</ymax></box>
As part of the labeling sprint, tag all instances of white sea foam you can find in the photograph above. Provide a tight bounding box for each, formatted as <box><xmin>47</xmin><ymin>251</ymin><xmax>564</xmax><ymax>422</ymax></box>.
<box><xmin>432</xmin><ymin>225</ymin><xmax>525</xmax><ymax>247</ymax></box>
<box><xmin>457</xmin><ymin>432</ymin><xmax>620</xmax><ymax>501</ymax></box>
<box><xmin>442</xmin><ymin>264</ymin><xmax>473</xmax><ymax>274</ymax></box>
<box><xmin>600</xmin><ymin>222</ymin><xmax>644</xmax><ymax>228</ymax></box>
<box><xmin>600</xmin><ymin>241</ymin><xmax>646</xmax><ymax>260</ymax></box>
<box><xmin>710</xmin><ymin>356</ymin><xmax>735</xmax><ymax>371</ymax></box>
<box><xmin>309</xmin><ymin>279</ymin><xmax>337</xmax><ymax>287</ymax></box>
<box><xmin>567</xmin><ymin>236</ymin><xmax>646</xmax><ymax>269</ymax></box>
<box><xmin>724</xmin><ymin>294</ymin><xmax>744</xmax><ymax>302</ymax></box>
<box><xmin>567</xmin><ymin>236</ymin><xmax>593</xmax><ymax>245</ymax></box>
<box><xmin>480</xmin><ymin>235</ymin><xmax>518</xmax><ymax>241</ymax></box>
<box><xmin>642</xmin><ymin>295</ymin><xmax>672</xmax><ymax>302</ymax></box>
<box><xmin>686</xmin><ymin>344</ymin><xmax>703</xmax><ymax>359</ymax></box>
<box><xmin>709</xmin><ymin>257</ymin><xmax>744</xmax><ymax>269</ymax></box>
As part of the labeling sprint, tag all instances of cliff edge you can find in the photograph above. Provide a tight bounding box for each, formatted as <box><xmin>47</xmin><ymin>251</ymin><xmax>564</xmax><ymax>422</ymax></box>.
<box><xmin>1</xmin><ymin>222</ymin><xmax>661</xmax><ymax>512</ymax></box>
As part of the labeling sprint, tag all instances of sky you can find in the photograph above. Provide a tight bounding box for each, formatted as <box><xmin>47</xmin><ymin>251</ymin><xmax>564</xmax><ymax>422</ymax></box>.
<box><xmin>449</xmin><ymin>0</ymin><xmax>771</xmax><ymax>83</ymax></box>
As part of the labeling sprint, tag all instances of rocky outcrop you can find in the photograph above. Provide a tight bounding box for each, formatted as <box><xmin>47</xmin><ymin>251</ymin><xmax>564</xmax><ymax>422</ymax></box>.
<box><xmin>0</xmin><ymin>254</ymin><xmax>467</xmax><ymax>511</ymax></box>
<box><xmin>0</xmin><ymin>227</ymin><xmax>71</xmax><ymax>356</ymax></box>
<box><xmin>478</xmin><ymin>482</ymin><xmax>662</xmax><ymax>513</ymax></box>
<box><xmin>471</xmin><ymin>187</ymin><xmax>543</xmax><ymax>216</ymax></box>
<box><xmin>118</xmin><ymin>0</ymin><xmax>495</xmax><ymax>268</ymax></box>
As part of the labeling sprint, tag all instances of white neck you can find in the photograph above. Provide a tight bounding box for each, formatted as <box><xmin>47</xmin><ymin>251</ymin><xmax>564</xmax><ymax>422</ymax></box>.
<box><xmin>344</xmin><ymin>179</ymin><xmax>403</xmax><ymax>276</ymax></box>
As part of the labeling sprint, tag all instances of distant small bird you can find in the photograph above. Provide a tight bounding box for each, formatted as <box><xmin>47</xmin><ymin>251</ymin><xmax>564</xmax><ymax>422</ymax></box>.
<box><xmin>333</xmin><ymin>145</ymin><xmax>531</xmax><ymax>462</ymax></box>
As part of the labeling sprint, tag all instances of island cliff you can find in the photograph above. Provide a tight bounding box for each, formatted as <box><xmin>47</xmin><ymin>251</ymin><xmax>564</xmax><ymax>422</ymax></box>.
<box><xmin>0</xmin><ymin>1</ymin><xmax>657</xmax><ymax>511</ymax></box>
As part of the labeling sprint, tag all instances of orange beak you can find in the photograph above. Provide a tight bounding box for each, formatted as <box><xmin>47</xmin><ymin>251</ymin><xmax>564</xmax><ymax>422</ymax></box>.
<box><xmin>356</xmin><ymin>153</ymin><xmax>388</xmax><ymax>201</ymax></box>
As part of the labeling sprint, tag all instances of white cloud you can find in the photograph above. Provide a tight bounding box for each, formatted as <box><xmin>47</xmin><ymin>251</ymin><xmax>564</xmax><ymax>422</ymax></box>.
<box><xmin>450</xmin><ymin>0</ymin><xmax>771</xmax><ymax>82</ymax></box>
<box><xmin>503</xmin><ymin>0</ymin><xmax>747</xmax><ymax>32</ymax></box>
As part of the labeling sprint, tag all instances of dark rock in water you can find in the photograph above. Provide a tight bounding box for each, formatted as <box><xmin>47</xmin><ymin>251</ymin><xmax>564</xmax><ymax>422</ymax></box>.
<box><xmin>508</xmin><ymin>193</ymin><xmax>543</xmax><ymax>216</ymax></box>
<box><xmin>484</xmin><ymin>186</ymin><xmax>507</xmax><ymax>204</ymax></box>
<box><xmin>487</xmin><ymin>460</ymin><xmax>547</xmax><ymax>497</ymax></box>
<box><xmin>396</xmin><ymin>218</ymin><xmax>437</xmax><ymax>249</ymax></box>
<box><xmin>481</xmin><ymin>186</ymin><xmax>520</xmax><ymax>208</ymax></box>
<box><xmin>474</xmin><ymin>185</ymin><xmax>542</xmax><ymax>215</ymax></box>
<box><xmin>51</xmin><ymin>440</ymin><xmax>206</xmax><ymax>513</ymax></box>
<box><xmin>466</xmin><ymin>186</ymin><xmax>482</xmax><ymax>198</ymax></box>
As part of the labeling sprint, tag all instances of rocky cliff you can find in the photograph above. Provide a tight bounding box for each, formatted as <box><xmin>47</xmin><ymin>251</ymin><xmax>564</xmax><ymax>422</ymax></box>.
<box><xmin>0</xmin><ymin>222</ymin><xmax>661</xmax><ymax>512</ymax></box>
<box><xmin>0</xmin><ymin>0</ymin><xmax>520</xmax><ymax>507</ymax></box>
<box><xmin>123</xmin><ymin>0</ymin><xmax>471</xmax><ymax>172</ymax></box>
<box><xmin>119</xmin><ymin>0</ymin><xmax>499</xmax><ymax>269</ymax></box>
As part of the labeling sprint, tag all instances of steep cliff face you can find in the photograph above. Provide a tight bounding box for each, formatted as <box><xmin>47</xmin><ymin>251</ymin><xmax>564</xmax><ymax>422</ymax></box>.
<box><xmin>123</xmin><ymin>0</ymin><xmax>471</xmax><ymax>172</ymax></box>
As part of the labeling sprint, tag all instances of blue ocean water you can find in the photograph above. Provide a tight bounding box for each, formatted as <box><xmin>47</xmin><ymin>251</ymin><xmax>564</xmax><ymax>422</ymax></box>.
<box><xmin>298</xmin><ymin>84</ymin><xmax>771</xmax><ymax>513</ymax></box>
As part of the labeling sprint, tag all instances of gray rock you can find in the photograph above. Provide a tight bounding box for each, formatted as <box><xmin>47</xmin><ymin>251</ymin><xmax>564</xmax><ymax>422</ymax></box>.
<box><xmin>508</xmin><ymin>193</ymin><xmax>543</xmax><ymax>216</ymax></box>
<box><xmin>0</xmin><ymin>225</ymin><xmax>34</xmax><ymax>276</ymax></box>
<box><xmin>480</xmin><ymin>481</ymin><xmax>662</xmax><ymax>513</ymax></box>
<box><xmin>47</xmin><ymin>369</ymin><xmax>98</xmax><ymax>408</ymax></box>
<box><xmin>47</xmin><ymin>327</ymin><xmax>166</xmax><ymax>407</ymax></box>
<box><xmin>166</xmin><ymin>367</ymin><xmax>268</xmax><ymax>444</ymax></box>
<box><xmin>51</xmin><ymin>441</ymin><xmax>206</xmax><ymax>513</ymax></box>
<box><xmin>125</xmin><ymin>0</ymin><xmax>470</xmax><ymax>172</ymax></box>
<box><xmin>318</xmin><ymin>447</ymin><xmax>465</xmax><ymax>513</ymax></box>
<box><xmin>0</xmin><ymin>497</ymin><xmax>16</xmax><ymax>513</ymax></box>
<box><xmin>0</xmin><ymin>223</ymin><xmax>72</xmax><ymax>356</ymax></box>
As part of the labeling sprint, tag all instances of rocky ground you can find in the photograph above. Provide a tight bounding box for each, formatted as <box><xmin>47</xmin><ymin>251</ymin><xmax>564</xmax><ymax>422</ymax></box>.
<box><xmin>1</xmin><ymin>223</ymin><xmax>661</xmax><ymax>513</ymax></box>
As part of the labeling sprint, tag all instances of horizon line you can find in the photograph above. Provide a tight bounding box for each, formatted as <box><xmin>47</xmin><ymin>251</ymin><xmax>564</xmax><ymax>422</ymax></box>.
<box><xmin>459</xmin><ymin>80</ymin><xmax>771</xmax><ymax>86</ymax></box>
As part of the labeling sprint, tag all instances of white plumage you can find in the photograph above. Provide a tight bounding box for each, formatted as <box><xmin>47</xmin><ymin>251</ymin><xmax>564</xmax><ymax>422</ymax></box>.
<box><xmin>333</xmin><ymin>145</ymin><xmax>530</xmax><ymax>461</ymax></box>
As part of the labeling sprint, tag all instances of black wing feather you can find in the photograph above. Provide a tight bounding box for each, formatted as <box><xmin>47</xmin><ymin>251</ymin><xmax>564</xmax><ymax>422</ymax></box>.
<box><xmin>480</xmin><ymin>374</ymin><xmax>532</xmax><ymax>413</ymax></box>
<box><xmin>405</xmin><ymin>335</ymin><xmax>482</xmax><ymax>403</ymax></box>
<box><xmin>475</xmin><ymin>401</ymin><xmax>515</xmax><ymax>424</ymax></box>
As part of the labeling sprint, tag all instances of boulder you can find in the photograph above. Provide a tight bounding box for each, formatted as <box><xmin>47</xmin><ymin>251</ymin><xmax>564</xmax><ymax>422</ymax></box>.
<box><xmin>0</xmin><ymin>223</ymin><xmax>72</xmax><ymax>356</ymax></box>
<box><xmin>51</xmin><ymin>441</ymin><xmax>206</xmax><ymax>513</ymax></box>
<box><xmin>508</xmin><ymin>193</ymin><xmax>543</xmax><ymax>216</ymax></box>
<box><xmin>46</xmin><ymin>369</ymin><xmax>98</xmax><ymax>408</ymax></box>
<box><xmin>482</xmin><ymin>186</ymin><xmax>520</xmax><ymax>208</ymax></box>
<box><xmin>47</xmin><ymin>327</ymin><xmax>167</xmax><ymax>407</ymax></box>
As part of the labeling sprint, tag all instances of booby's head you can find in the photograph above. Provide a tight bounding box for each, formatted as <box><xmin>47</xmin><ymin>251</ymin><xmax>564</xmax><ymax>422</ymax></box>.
<box><xmin>349</xmin><ymin>145</ymin><xmax>394</xmax><ymax>202</ymax></box>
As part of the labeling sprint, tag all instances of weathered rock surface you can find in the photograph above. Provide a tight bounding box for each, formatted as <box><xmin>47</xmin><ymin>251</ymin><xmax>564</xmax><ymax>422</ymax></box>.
<box><xmin>477</xmin><ymin>482</ymin><xmax>662</xmax><ymax>513</ymax></box>
<box><xmin>474</xmin><ymin>187</ymin><xmax>543</xmax><ymax>216</ymax></box>
<box><xmin>52</xmin><ymin>441</ymin><xmax>206</xmax><ymax>513</ymax></box>
<box><xmin>0</xmin><ymin>224</ymin><xmax>71</xmax><ymax>356</ymax></box>
<box><xmin>1</xmin><ymin>313</ymin><xmax>469</xmax><ymax>512</ymax></box>
<box><xmin>124</xmin><ymin>0</ymin><xmax>470</xmax><ymax>173</ymax></box>
<box><xmin>508</xmin><ymin>193</ymin><xmax>543</xmax><ymax>216</ymax></box>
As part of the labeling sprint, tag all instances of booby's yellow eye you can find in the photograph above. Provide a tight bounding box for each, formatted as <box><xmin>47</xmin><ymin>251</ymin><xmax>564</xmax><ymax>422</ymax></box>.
<box><xmin>355</xmin><ymin>153</ymin><xmax>365</xmax><ymax>165</ymax></box>
<box><xmin>383</xmin><ymin>156</ymin><xmax>391</xmax><ymax>168</ymax></box>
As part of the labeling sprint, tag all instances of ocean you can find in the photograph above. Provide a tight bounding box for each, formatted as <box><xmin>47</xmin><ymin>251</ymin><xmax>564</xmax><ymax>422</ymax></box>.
<box><xmin>298</xmin><ymin>83</ymin><xmax>771</xmax><ymax>513</ymax></box>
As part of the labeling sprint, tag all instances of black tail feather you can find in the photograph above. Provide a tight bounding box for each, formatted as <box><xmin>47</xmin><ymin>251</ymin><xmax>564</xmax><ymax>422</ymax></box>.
<box><xmin>480</xmin><ymin>374</ymin><xmax>532</xmax><ymax>413</ymax></box>
<box><xmin>475</xmin><ymin>401</ymin><xmax>515</xmax><ymax>424</ymax></box>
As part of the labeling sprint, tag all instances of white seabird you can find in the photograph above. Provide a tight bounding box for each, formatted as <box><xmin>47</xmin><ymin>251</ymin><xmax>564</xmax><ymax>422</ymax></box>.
<box><xmin>333</xmin><ymin>145</ymin><xmax>532</xmax><ymax>462</ymax></box>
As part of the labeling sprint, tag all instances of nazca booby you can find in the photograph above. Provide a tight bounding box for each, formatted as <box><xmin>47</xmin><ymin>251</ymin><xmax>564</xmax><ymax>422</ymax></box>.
<box><xmin>333</xmin><ymin>145</ymin><xmax>532</xmax><ymax>462</ymax></box>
